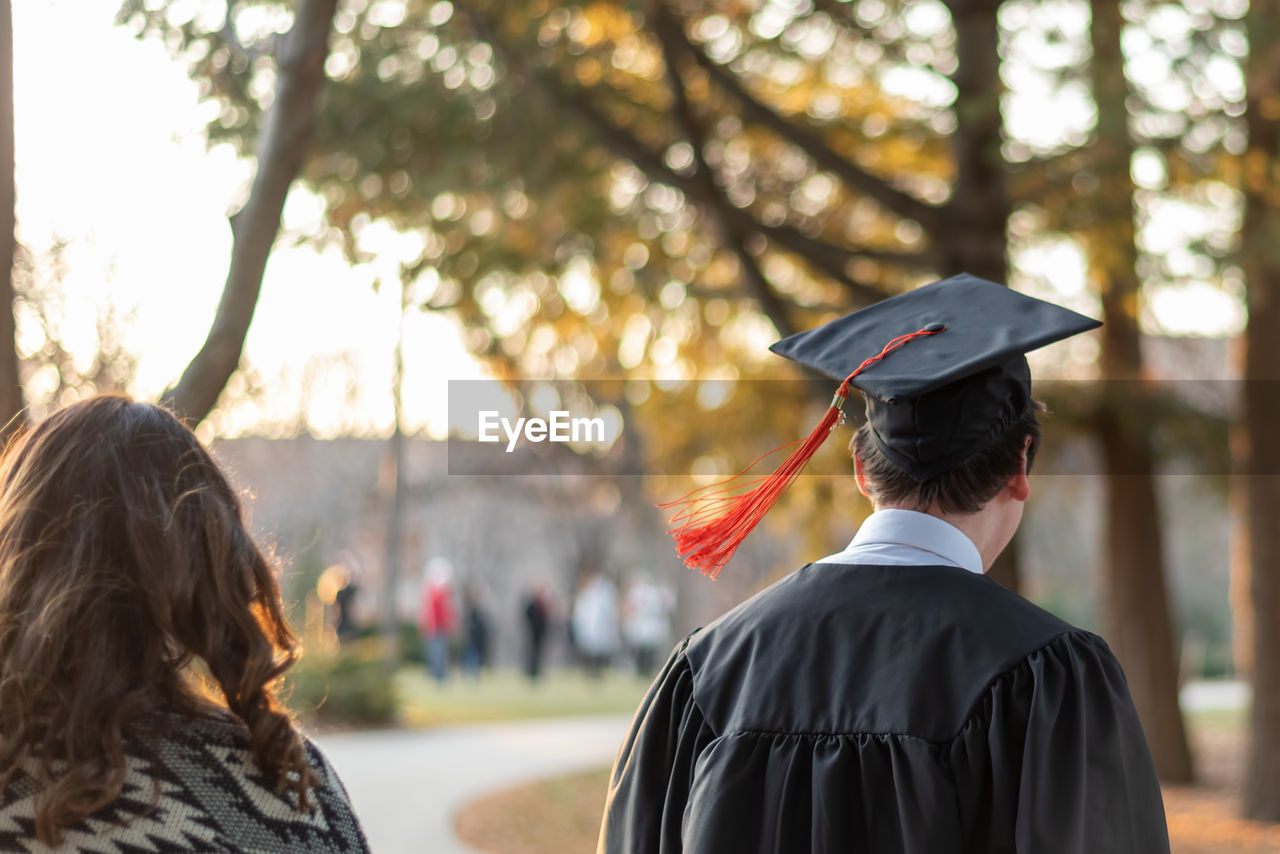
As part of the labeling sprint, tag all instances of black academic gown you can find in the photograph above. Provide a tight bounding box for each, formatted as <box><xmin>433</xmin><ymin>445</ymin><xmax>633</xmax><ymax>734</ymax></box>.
<box><xmin>598</xmin><ymin>562</ymin><xmax>1170</xmax><ymax>854</ymax></box>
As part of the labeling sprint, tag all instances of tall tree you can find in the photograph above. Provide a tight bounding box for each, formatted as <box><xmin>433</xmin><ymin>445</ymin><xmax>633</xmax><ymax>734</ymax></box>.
<box><xmin>1084</xmin><ymin>0</ymin><xmax>1193</xmax><ymax>783</ymax></box>
<box><xmin>943</xmin><ymin>0</ymin><xmax>1021</xmax><ymax>590</ymax></box>
<box><xmin>123</xmin><ymin>1</ymin><xmax>930</xmax><ymax>509</ymax></box>
<box><xmin>442</xmin><ymin>0</ymin><xmax>1022</xmax><ymax>581</ymax></box>
<box><xmin>382</xmin><ymin>279</ymin><xmax>409</xmax><ymax>657</ymax></box>
<box><xmin>0</xmin><ymin>0</ymin><xmax>22</xmax><ymax>435</ymax></box>
<box><xmin>1240</xmin><ymin>0</ymin><xmax>1280</xmax><ymax>821</ymax></box>
<box><xmin>132</xmin><ymin>1</ymin><xmax>1096</xmax><ymax>597</ymax></box>
<box><xmin>120</xmin><ymin>0</ymin><xmax>341</xmax><ymax>425</ymax></box>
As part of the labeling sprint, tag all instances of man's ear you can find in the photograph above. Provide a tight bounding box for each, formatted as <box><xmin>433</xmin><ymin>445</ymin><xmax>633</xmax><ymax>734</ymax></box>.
<box><xmin>1006</xmin><ymin>435</ymin><xmax>1032</xmax><ymax>502</ymax></box>
<box><xmin>853</xmin><ymin>447</ymin><xmax>873</xmax><ymax>499</ymax></box>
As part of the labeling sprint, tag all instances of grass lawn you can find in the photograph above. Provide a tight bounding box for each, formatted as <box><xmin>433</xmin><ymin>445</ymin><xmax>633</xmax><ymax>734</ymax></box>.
<box><xmin>394</xmin><ymin>667</ymin><xmax>650</xmax><ymax>728</ymax></box>
<box><xmin>1185</xmin><ymin>704</ymin><xmax>1246</xmax><ymax>735</ymax></box>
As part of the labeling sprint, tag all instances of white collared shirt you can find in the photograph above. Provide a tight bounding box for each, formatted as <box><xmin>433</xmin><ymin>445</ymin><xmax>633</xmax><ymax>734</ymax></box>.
<box><xmin>816</xmin><ymin>508</ymin><xmax>984</xmax><ymax>574</ymax></box>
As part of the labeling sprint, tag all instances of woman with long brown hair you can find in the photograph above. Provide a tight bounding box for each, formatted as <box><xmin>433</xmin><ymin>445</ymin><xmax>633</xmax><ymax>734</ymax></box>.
<box><xmin>0</xmin><ymin>395</ymin><xmax>368</xmax><ymax>850</ymax></box>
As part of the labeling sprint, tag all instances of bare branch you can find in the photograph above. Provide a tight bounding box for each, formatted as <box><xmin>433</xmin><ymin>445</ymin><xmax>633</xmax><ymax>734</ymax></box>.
<box><xmin>651</xmin><ymin>0</ymin><xmax>800</xmax><ymax>339</ymax></box>
<box><xmin>577</xmin><ymin>85</ymin><xmax>896</xmax><ymax>303</ymax></box>
<box><xmin>0</xmin><ymin>0</ymin><xmax>20</xmax><ymax>436</ymax></box>
<box><xmin>673</xmin><ymin>19</ymin><xmax>943</xmax><ymax>230</ymax></box>
<box><xmin>458</xmin><ymin>2</ymin><xmax>899</xmax><ymax>305</ymax></box>
<box><xmin>809</xmin><ymin>0</ymin><xmax>904</xmax><ymax>45</ymax></box>
<box><xmin>165</xmin><ymin>0</ymin><xmax>340</xmax><ymax>424</ymax></box>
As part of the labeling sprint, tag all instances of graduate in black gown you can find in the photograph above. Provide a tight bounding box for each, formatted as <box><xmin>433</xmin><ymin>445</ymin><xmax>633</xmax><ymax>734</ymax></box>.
<box><xmin>598</xmin><ymin>275</ymin><xmax>1170</xmax><ymax>853</ymax></box>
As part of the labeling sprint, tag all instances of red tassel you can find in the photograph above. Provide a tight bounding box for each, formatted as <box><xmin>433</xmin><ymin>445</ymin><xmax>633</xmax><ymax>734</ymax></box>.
<box><xmin>661</xmin><ymin>325</ymin><xmax>944</xmax><ymax>579</ymax></box>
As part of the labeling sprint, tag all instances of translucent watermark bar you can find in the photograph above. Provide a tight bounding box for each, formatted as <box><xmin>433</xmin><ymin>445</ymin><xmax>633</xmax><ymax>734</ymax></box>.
<box><xmin>445</xmin><ymin>378</ymin><xmax>1264</xmax><ymax>476</ymax></box>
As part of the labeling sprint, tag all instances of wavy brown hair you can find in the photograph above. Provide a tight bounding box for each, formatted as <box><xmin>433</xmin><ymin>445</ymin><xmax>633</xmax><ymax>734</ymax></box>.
<box><xmin>0</xmin><ymin>395</ymin><xmax>316</xmax><ymax>844</ymax></box>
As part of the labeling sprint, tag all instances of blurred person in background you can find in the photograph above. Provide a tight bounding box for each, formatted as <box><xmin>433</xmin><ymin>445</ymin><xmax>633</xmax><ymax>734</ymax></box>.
<box><xmin>418</xmin><ymin>557</ymin><xmax>459</xmax><ymax>683</ymax></box>
<box><xmin>522</xmin><ymin>580</ymin><xmax>553</xmax><ymax>682</ymax></box>
<box><xmin>0</xmin><ymin>396</ymin><xmax>367</xmax><ymax>851</ymax></box>
<box><xmin>572</xmin><ymin>569</ymin><xmax>620</xmax><ymax>679</ymax></box>
<box><xmin>332</xmin><ymin>551</ymin><xmax>365</xmax><ymax>644</ymax></box>
<box><xmin>317</xmin><ymin>560</ymin><xmax>361</xmax><ymax>645</ymax></box>
<box><xmin>333</xmin><ymin>572</ymin><xmax>359</xmax><ymax>642</ymax></box>
<box><xmin>460</xmin><ymin>581</ymin><xmax>492</xmax><ymax>679</ymax></box>
<box><xmin>622</xmin><ymin>573</ymin><xmax>675</xmax><ymax>677</ymax></box>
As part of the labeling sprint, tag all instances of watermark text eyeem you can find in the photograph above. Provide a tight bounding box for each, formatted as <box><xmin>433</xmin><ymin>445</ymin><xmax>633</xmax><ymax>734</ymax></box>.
<box><xmin>477</xmin><ymin>410</ymin><xmax>606</xmax><ymax>453</ymax></box>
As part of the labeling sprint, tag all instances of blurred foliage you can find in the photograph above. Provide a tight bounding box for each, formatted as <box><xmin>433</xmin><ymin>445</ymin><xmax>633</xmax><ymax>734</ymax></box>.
<box><xmin>1002</xmin><ymin>0</ymin><xmax>1246</xmax><ymax>324</ymax></box>
<box><xmin>11</xmin><ymin>239</ymin><xmax>140</xmax><ymax>419</ymax></box>
<box><xmin>393</xmin><ymin>619</ymin><xmax>426</xmax><ymax>664</ymax></box>
<box><xmin>286</xmin><ymin>639</ymin><xmax>398</xmax><ymax>726</ymax></box>
<box><xmin>116</xmin><ymin>0</ymin><xmax>1246</xmax><ymax>583</ymax></box>
<box><xmin>116</xmin><ymin>0</ymin><xmax>982</xmax><ymax>560</ymax></box>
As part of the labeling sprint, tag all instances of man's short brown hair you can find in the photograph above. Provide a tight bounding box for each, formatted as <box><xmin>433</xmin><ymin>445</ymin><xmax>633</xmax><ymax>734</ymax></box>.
<box><xmin>851</xmin><ymin>402</ymin><xmax>1044</xmax><ymax>514</ymax></box>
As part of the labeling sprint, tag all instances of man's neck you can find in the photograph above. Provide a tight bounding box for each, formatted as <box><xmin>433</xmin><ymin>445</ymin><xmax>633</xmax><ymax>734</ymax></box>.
<box><xmin>873</xmin><ymin>503</ymin><xmax>1013</xmax><ymax>573</ymax></box>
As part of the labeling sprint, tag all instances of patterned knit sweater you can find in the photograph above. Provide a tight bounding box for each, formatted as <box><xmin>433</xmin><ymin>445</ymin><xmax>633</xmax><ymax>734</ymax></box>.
<box><xmin>0</xmin><ymin>712</ymin><xmax>368</xmax><ymax>853</ymax></box>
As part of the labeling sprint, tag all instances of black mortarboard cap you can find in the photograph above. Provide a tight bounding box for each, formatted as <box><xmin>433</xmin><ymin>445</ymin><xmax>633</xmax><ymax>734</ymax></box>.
<box><xmin>769</xmin><ymin>273</ymin><xmax>1101</xmax><ymax>481</ymax></box>
<box><xmin>662</xmin><ymin>273</ymin><xmax>1100</xmax><ymax>580</ymax></box>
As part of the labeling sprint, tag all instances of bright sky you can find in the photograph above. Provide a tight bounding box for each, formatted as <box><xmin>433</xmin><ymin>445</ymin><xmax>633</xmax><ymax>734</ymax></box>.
<box><xmin>12</xmin><ymin>0</ymin><xmax>486</xmax><ymax>439</ymax></box>
<box><xmin>9</xmin><ymin>1</ymin><xmax>1245</xmax><ymax>439</ymax></box>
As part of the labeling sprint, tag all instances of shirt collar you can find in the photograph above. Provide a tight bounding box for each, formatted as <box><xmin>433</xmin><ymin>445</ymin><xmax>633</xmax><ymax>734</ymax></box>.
<box><xmin>837</xmin><ymin>508</ymin><xmax>984</xmax><ymax>574</ymax></box>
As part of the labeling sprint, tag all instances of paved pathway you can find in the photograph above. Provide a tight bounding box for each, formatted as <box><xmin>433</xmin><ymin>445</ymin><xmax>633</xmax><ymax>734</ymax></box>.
<box><xmin>315</xmin><ymin>714</ymin><xmax>633</xmax><ymax>854</ymax></box>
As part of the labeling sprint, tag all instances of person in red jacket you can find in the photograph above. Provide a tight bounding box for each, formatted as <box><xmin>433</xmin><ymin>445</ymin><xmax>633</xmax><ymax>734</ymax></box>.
<box><xmin>418</xmin><ymin>557</ymin><xmax>459</xmax><ymax>682</ymax></box>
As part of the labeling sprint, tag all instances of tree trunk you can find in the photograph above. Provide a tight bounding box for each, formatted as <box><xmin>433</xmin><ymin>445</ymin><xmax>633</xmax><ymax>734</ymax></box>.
<box><xmin>941</xmin><ymin>0</ymin><xmax>1008</xmax><ymax>286</ymax></box>
<box><xmin>164</xmin><ymin>0</ymin><xmax>339</xmax><ymax>425</ymax></box>
<box><xmin>941</xmin><ymin>0</ymin><xmax>1020</xmax><ymax>592</ymax></box>
<box><xmin>1087</xmin><ymin>0</ymin><xmax>1193</xmax><ymax>782</ymax></box>
<box><xmin>1229</xmin><ymin>409</ymin><xmax>1253</xmax><ymax>679</ymax></box>
<box><xmin>1097</xmin><ymin>416</ymin><xmax>1194</xmax><ymax>781</ymax></box>
<box><xmin>1241</xmin><ymin>428</ymin><xmax>1280</xmax><ymax>822</ymax></box>
<box><xmin>382</xmin><ymin>421</ymin><xmax>406</xmax><ymax>661</ymax></box>
<box><xmin>1241</xmin><ymin>0</ymin><xmax>1280</xmax><ymax>818</ymax></box>
<box><xmin>0</xmin><ymin>0</ymin><xmax>21</xmax><ymax>436</ymax></box>
<box><xmin>382</xmin><ymin>282</ymin><xmax>409</xmax><ymax>663</ymax></box>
